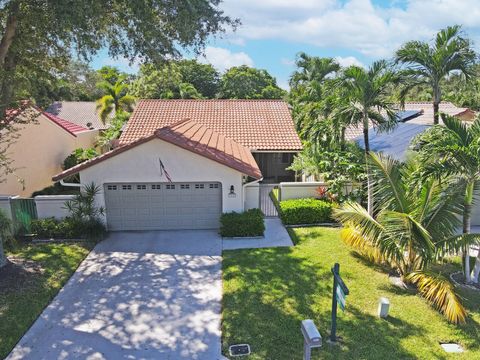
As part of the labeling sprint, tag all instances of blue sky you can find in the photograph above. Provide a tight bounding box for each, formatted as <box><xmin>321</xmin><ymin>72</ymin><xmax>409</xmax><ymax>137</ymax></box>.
<box><xmin>90</xmin><ymin>0</ymin><xmax>480</xmax><ymax>89</ymax></box>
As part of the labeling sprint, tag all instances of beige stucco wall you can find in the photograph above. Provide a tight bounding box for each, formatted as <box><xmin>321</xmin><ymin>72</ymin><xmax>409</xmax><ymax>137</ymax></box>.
<box><xmin>0</xmin><ymin>114</ymin><xmax>97</xmax><ymax>197</ymax></box>
<box><xmin>78</xmin><ymin>138</ymin><xmax>246</xmax><ymax>223</ymax></box>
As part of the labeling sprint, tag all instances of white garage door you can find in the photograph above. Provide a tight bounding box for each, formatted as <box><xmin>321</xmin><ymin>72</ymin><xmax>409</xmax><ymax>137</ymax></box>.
<box><xmin>104</xmin><ymin>182</ymin><xmax>222</xmax><ymax>231</ymax></box>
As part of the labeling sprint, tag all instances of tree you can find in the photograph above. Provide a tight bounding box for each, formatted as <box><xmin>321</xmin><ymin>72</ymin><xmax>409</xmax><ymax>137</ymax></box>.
<box><xmin>177</xmin><ymin>60</ymin><xmax>220</xmax><ymax>98</ymax></box>
<box><xmin>340</xmin><ymin>60</ymin><xmax>400</xmax><ymax>214</ymax></box>
<box><xmin>411</xmin><ymin>113</ymin><xmax>480</xmax><ymax>283</ymax></box>
<box><xmin>334</xmin><ymin>152</ymin><xmax>479</xmax><ymax>323</ymax></box>
<box><xmin>96</xmin><ymin>75</ymin><xmax>135</xmax><ymax>124</ymax></box>
<box><xmin>0</xmin><ymin>0</ymin><xmax>238</xmax><ymax>118</ymax></box>
<box><xmin>131</xmin><ymin>63</ymin><xmax>191</xmax><ymax>99</ymax></box>
<box><xmin>219</xmin><ymin>65</ymin><xmax>286</xmax><ymax>99</ymax></box>
<box><xmin>96</xmin><ymin>111</ymin><xmax>130</xmax><ymax>150</ymax></box>
<box><xmin>395</xmin><ymin>25</ymin><xmax>477</xmax><ymax>125</ymax></box>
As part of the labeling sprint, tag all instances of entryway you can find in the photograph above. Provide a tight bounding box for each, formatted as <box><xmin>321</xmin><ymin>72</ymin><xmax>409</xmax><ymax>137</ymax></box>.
<box><xmin>259</xmin><ymin>184</ymin><xmax>278</xmax><ymax>217</ymax></box>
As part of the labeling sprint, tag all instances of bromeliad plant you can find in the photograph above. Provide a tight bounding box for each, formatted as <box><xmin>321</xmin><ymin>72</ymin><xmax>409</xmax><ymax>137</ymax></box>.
<box><xmin>334</xmin><ymin>152</ymin><xmax>479</xmax><ymax>324</ymax></box>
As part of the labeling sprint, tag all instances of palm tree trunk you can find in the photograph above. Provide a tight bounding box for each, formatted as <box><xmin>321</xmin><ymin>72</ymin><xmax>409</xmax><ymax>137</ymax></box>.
<box><xmin>363</xmin><ymin>121</ymin><xmax>373</xmax><ymax>215</ymax></box>
<box><xmin>433</xmin><ymin>85</ymin><xmax>441</xmax><ymax>125</ymax></box>
<box><xmin>463</xmin><ymin>181</ymin><xmax>474</xmax><ymax>283</ymax></box>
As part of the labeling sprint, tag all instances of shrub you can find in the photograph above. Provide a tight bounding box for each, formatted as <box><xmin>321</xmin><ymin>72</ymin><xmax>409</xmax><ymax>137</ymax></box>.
<box><xmin>279</xmin><ymin>198</ymin><xmax>333</xmax><ymax>225</ymax></box>
<box><xmin>220</xmin><ymin>208</ymin><xmax>265</xmax><ymax>237</ymax></box>
<box><xmin>30</xmin><ymin>217</ymin><xmax>106</xmax><ymax>241</ymax></box>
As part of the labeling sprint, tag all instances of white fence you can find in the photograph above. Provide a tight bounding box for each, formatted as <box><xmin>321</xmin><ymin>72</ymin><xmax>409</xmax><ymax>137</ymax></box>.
<box><xmin>278</xmin><ymin>182</ymin><xmax>356</xmax><ymax>201</ymax></box>
<box><xmin>244</xmin><ymin>183</ymin><xmax>260</xmax><ymax>210</ymax></box>
<box><xmin>34</xmin><ymin>195</ymin><xmax>75</xmax><ymax>219</ymax></box>
<box><xmin>0</xmin><ymin>195</ymin><xmax>15</xmax><ymax>219</ymax></box>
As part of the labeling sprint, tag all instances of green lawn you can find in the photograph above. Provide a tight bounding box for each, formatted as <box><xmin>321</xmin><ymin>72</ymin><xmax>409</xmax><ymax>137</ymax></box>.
<box><xmin>0</xmin><ymin>242</ymin><xmax>92</xmax><ymax>358</ymax></box>
<box><xmin>222</xmin><ymin>227</ymin><xmax>480</xmax><ymax>359</ymax></box>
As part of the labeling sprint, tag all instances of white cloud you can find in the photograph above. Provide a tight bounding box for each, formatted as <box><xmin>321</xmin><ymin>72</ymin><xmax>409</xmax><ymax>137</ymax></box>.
<box><xmin>335</xmin><ymin>56</ymin><xmax>364</xmax><ymax>68</ymax></box>
<box><xmin>221</xmin><ymin>0</ymin><xmax>480</xmax><ymax>59</ymax></box>
<box><xmin>280</xmin><ymin>58</ymin><xmax>295</xmax><ymax>66</ymax></box>
<box><xmin>199</xmin><ymin>46</ymin><xmax>254</xmax><ymax>71</ymax></box>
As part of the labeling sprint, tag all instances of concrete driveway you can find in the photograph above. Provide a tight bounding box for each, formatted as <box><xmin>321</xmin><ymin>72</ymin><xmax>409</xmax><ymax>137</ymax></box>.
<box><xmin>7</xmin><ymin>231</ymin><xmax>223</xmax><ymax>360</ymax></box>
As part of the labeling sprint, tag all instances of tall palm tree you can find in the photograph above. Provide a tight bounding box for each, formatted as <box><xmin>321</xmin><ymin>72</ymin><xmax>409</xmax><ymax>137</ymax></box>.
<box><xmin>395</xmin><ymin>25</ymin><xmax>476</xmax><ymax>125</ymax></box>
<box><xmin>334</xmin><ymin>152</ymin><xmax>478</xmax><ymax>324</ymax></box>
<box><xmin>340</xmin><ymin>60</ymin><xmax>400</xmax><ymax>214</ymax></box>
<box><xmin>289</xmin><ymin>53</ymin><xmax>340</xmax><ymax>135</ymax></box>
<box><xmin>412</xmin><ymin>113</ymin><xmax>480</xmax><ymax>283</ymax></box>
<box><xmin>96</xmin><ymin>76</ymin><xmax>135</xmax><ymax>124</ymax></box>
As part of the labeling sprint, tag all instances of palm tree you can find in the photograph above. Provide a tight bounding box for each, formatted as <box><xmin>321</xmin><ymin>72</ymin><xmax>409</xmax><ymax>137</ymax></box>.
<box><xmin>412</xmin><ymin>113</ymin><xmax>480</xmax><ymax>283</ymax></box>
<box><xmin>334</xmin><ymin>152</ymin><xmax>479</xmax><ymax>323</ymax></box>
<box><xmin>96</xmin><ymin>76</ymin><xmax>135</xmax><ymax>124</ymax></box>
<box><xmin>340</xmin><ymin>60</ymin><xmax>400</xmax><ymax>214</ymax></box>
<box><xmin>395</xmin><ymin>25</ymin><xmax>476</xmax><ymax>125</ymax></box>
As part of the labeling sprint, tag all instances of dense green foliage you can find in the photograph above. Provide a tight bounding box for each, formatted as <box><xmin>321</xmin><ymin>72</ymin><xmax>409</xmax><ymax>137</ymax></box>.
<box><xmin>222</xmin><ymin>227</ymin><xmax>480</xmax><ymax>359</ymax></box>
<box><xmin>31</xmin><ymin>217</ymin><xmax>83</xmax><ymax>239</ymax></box>
<box><xmin>279</xmin><ymin>198</ymin><xmax>333</xmax><ymax>225</ymax></box>
<box><xmin>0</xmin><ymin>0</ymin><xmax>237</xmax><ymax>116</ymax></box>
<box><xmin>220</xmin><ymin>209</ymin><xmax>265</xmax><ymax>237</ymax></box>
<box><xmin>219</xmin><ymin>65</ymin><xmax>286</xmax><ymax>99</ymax></box>
<box><xmin>0</xmin><ymin>242</ymin><xmax>92</xmax><ymax>358</ymax></box>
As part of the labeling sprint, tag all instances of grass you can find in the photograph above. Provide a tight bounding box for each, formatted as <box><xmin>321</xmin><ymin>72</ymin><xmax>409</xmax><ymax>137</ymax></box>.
<box><xmin>0</xmin><ymin>242</ymin><xmax>93</xmax><ymax>358</ymax></box>
<box><xmin>222</xmin><ymin>227</ymin><xmax>480</xmax><ymax>359</ymax></box>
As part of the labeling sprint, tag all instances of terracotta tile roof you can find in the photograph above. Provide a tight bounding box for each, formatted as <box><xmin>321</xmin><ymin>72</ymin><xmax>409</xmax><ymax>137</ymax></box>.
<box><xmin>46</xmin><ymin>101</ymin><xmax>111</xmax><ymax>130</ymax></box>
<box><xmin>42</xmin><ymin>111</ymin><xmax>89</xmax><ymax>136</ymax></box>
<box><xmin>53</xmin><ymin>119</ymin><xmax>262</xmax><ymax>181</ymax></box>
<box><xmin>3</xmin><ymin>103</ymin><xmax>88</xmax><ymax>136</ymax></box>
<box><xmin>119</xmin><ymin>99</ymin><xmax>302</xmax><ymax>151</ymax></box>
<box><xmin>345</xmin><ymin>101</ymin><xmax>475</xmax><ymax>141</ymax></box>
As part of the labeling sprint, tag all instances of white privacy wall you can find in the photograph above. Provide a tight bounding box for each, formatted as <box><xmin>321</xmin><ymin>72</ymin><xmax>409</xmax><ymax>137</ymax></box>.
<box><xmin>244</xmin><ymin>183</ymin><xmax>259</xmax><ymax>210</ymax></box>
<box><xmin>35</xmin><ymin>195</ymin><xmax>75</xmax><ymax>219</ymax></box>
<box><xmin>78</xmin><ymin>138</ymin><xmax>246</xmax><ymax>220</ymax></box>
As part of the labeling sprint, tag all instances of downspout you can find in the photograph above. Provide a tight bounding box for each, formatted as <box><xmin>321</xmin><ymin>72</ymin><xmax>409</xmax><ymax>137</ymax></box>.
<box><xmin>242</xmin><ymin>176</ymin><xmax>263</xmax><ymax>211</ymax></box>
<box><xmin>60</xmin><ymin>179</ymin><xmax>81</xmax><ymax>187</ymax></box>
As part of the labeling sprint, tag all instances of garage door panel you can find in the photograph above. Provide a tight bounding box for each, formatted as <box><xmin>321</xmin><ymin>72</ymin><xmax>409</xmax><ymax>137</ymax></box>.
<box><xmin>104</xmin><ymin>182</ymin><xmax>222</xmax><ymax>231</ymax></box>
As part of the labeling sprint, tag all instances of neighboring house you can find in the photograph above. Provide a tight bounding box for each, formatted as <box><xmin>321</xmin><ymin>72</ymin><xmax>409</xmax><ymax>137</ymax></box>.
<box><xmin>0</xmin><ymin>107</ymin><xmax>98</xmax><ymax>196</ymax></box>
<box><xmin>46</xmin><ymin>101</ymin><xmax>111</xmax><ymax>130</ymax></box>
<box><xmin>52</xmin><ymin>99</ymin><xmax>302</xmax><ymax>231</ymax></box>
<box><xmin>346</xmin><ymin>102</ymin><xmax>476</xmax><ymax>160</ymax></box>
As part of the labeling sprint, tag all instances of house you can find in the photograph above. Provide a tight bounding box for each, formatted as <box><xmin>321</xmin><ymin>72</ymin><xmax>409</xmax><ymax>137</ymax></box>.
<box><xmin>346</xmin><ymin>102</ymin><xmax>476</xmax><ymax>160</ymax></box>
<box><xmin>46</xmin><ymin>101</ymin><xmax>111</xmax><ymax>130</ymax></box>
<box><xmin>0</xmin><ymin>107</ymin><xmax>98</xmax><ymax>196</ymax></box>
<box><xmin>52</xmin><ymin>99</ymin><xmax>303</xmax><ymax>231</ymax></box>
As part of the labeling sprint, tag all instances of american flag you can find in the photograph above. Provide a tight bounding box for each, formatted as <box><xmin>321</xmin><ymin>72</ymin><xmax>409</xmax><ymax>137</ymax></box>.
<box><xmin>159</xmin><ymin>159</ymin><xmax>172</xmax><ymax>182</ymax></box>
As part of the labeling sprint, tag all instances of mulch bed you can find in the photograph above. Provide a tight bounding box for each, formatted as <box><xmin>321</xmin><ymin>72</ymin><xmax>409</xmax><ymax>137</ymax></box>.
<box><xmin>451</xmin><ymin>271</ymin><xmax>480</xmax><ymax>291</ymax></box>
<box><xmin>0</xmin><ymin>256</ymin><xmax>44</xmax><ymax>293</ymax></box>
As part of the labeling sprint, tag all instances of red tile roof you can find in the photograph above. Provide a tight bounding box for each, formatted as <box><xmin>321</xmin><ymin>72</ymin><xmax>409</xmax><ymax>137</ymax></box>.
<box><xmin>119</xmin><ymin>99</ymin><xmax>302</xmax><ymax>151</ymax></box>
<box><xmin>53</xmin><ymin>119</ymin><xmax>262</xmax><ymax>181</ymax></box>
<box><xmin>42</xmin><ymin>111</ymin><xmax>89</xmax><ymax>136</ymax></box>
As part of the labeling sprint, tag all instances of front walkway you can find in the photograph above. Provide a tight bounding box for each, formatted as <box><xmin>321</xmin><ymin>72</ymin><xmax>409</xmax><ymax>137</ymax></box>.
<box><xmin>7</xmin><ymin>231</ymin><xmax>223</xmax><ymax>360</ymax></box>
<box><xmin>223</xmin><ymin>218</ymin><xmax>293</xmax><ymax>250</ymax></box>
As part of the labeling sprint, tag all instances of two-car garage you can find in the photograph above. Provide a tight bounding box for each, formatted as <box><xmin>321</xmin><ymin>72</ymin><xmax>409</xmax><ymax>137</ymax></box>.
<box><xmin>104</xmin><ymin>182</ymin><xmax>222</xmax><ymax>231</ymax></box>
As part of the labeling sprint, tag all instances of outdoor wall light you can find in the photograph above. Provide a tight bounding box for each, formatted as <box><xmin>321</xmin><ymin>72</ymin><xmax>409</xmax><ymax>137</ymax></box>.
<box><xmin>228</xmin><ymin>185</ymin><xmax>236</xmax><ymax>198</ymax></box>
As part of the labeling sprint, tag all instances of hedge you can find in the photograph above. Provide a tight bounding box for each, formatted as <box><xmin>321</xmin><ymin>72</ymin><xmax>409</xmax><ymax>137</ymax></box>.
<box><xmin>220</xmin><ymin>208</ymin><xmax>265</xmax><ymax>237</ymax></box>
<box><xmin>279</xmin><ymin>198</ymin><xmax>333</xmax><ymax>225</ymax></box>
<box><xmin>31</xmin><ymin>217</ymin><xmax>106</xmax><ymax>241</ymax></box>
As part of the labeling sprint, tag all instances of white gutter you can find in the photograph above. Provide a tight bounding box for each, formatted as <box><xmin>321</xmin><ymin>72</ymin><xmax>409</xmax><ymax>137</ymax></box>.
<box><xmin>242</xmin><ymin>176</ymin><xmax>263</xmax><ymax>211</ymax></box>
<box><xmin>60</xmin><ymin>179</ymin><xmax>81</xmax><ymax>187</ymax></box>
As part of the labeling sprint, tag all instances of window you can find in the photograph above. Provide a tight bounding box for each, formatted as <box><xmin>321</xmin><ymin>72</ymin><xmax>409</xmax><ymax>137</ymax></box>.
<box><xmin>166</xmin><ymin>184</ymin><xmax>176</xmax><ymax>190</ymax></box>
<box><xmin>152</xmin><ymin>184</ymin><xmax>161</xmax><ymax>190</ymax></box>
<box><xmin>209</xmin><ymin>183</ymin><xmax>219</xmax><ymax>189</ymax></box>
<box><xmin>107</xmin><ymin>185</ymin><xmax>117</xmax><ymax>190</ymax></box>
<box><xmin>180</xmin><ymin>184</ymin><xmax>190</xmax><ymax>189</ymax></box>
<box><xmin>137</xmin><ymin>184</ymin><xmax>147</xmax><ymax>190</ymax></box>
<box><xmin>195</xmin><ymin>184</ymin><xmax>205</xmax><ymax>189</ymax></box>
<box><xmin>122</xmin><ymin>184</ymin><xmax>132</xmax><ymax>190</ymax></box>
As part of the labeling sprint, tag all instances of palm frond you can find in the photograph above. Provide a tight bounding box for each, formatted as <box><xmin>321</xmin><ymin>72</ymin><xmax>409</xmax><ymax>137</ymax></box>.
<box><xmin>341</xmin><ymin>226</ymin><xmax>386</xmax><ymax>264</ymax></box>
<box><xmin>406</xmin><ymin>271</ymin><xmax>467</xmax><ymax>324</ymax></box>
